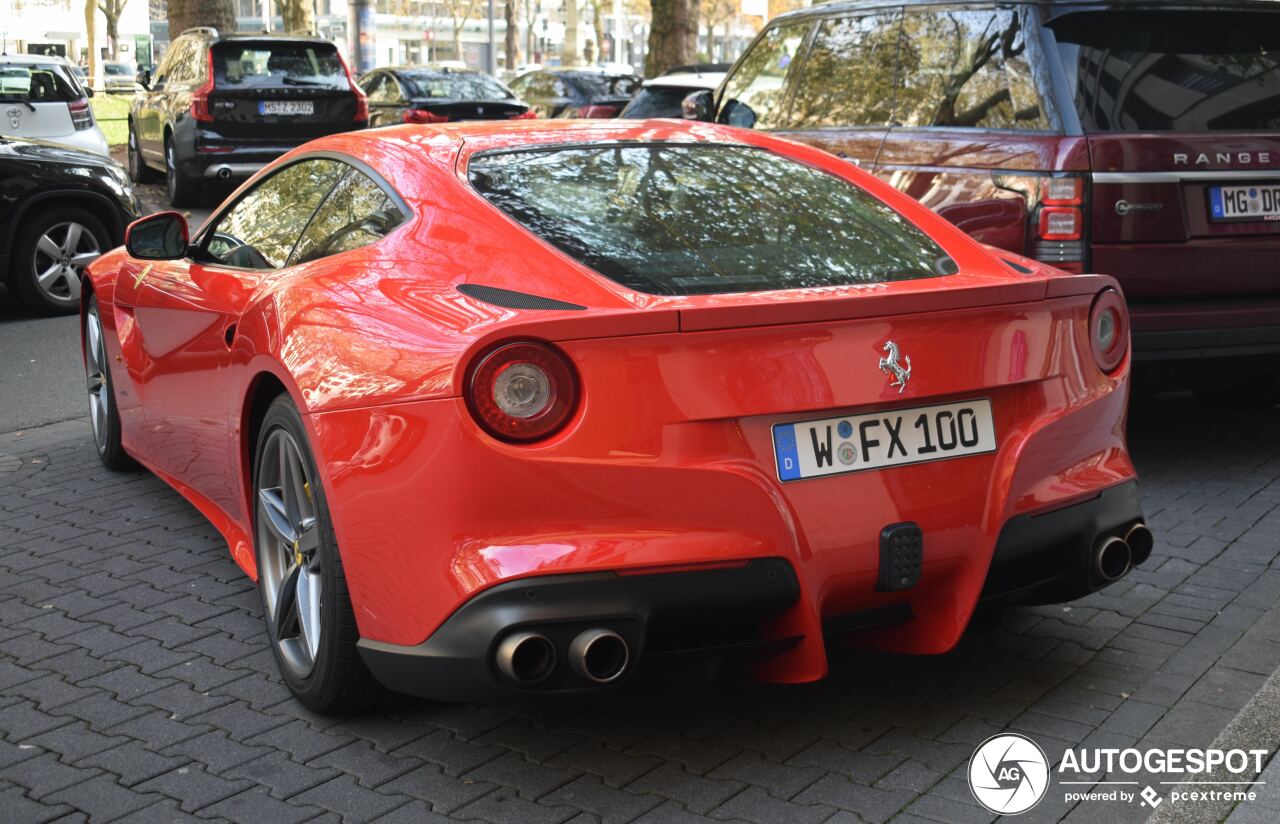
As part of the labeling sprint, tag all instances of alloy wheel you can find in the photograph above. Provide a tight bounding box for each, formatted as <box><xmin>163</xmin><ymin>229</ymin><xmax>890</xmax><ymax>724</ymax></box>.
<box><xmin>256</xmin><ymin>429</ymin><xmax>323</xmax><ymax>679</ymax></box>
<box><xmin>165</xmin><ymin>143</ymin><xmax>176</xmax><ymax>201</ymax></box>
<box><xmin>84</xmin><ymin>305</ymin><xmax>110</xmax><ymax>454</ymax></box>
<box><xmin>32</xmin><ymin>221</ymin><xmax>98</xmax><ymax>303</ymax></box>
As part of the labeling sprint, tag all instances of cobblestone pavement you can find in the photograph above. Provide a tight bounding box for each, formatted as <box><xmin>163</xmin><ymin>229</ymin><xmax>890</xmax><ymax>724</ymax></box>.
<box><xmin>1</xmin><ymin>395</ymin><xmax>1278</xmax><ymax>824</ymax></box>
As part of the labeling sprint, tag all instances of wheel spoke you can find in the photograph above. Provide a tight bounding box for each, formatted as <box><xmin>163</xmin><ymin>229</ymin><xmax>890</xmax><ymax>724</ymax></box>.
<box><xmin>36</xmin><ymin>234</ymin><xmax>60</xmax><ymax>259</ymax></box>
<box><xmin>297</xmin><ymin>567</ymin><xmax>321</xmax><ymax>660</ymax></box>
<box><xmin>62</xmin><ymin>223</ymin><xmax>83</xmax><ymax>253</ymax></box>
<box><xmin>86</xmin><ymin>312</ymin><xmax>102</xmax><ymax>365</ymax></box>
<box><xmin>70</xmin><ymin>251</ymin><xmax>100</xmax><ymax>267</ymax></box>
<box><xmin>258</xmin><ymin>487</ymin><xmax>298</xmax><ymax>545</ymax></box>
<box><xmin>61</xmin><ymin>269</ymin><xmax>82</xmax><ymax>301</ymax></box>
<box><xmin>296</xmin><ymin>517</ymin><xmax>319</xmax><ymax>557</ymax></box>
<box><xmin>273</xmin><ymin>561</ymin><xmax>302</xmax><ymax>639</ymax></box>
<box><xmin>37</xmin><ymin>263</ymin><xmax>64</xmax><ymax>289</ymax></box>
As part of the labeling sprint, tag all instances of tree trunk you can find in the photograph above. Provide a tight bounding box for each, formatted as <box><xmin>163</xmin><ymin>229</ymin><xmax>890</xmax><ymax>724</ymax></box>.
<box><xmin>281</xmin><ymin>0</ymin><xmax>316</xmax><ymax>34</ymax></box>
<box><xmin>106</xmin><ymin>17</ymin><xmax>120</xmax><ymax>60</ymax></box>
<box><xmin>504</xmin><ymin>0</ymin><xmax>519</xmax><ymax>71</ymax></box>
<box><xmin>167</xmin><ymin>0</ymin><xmax>236</xmax><ymax>39</ymax></box>
<box><xmin>645</xmin><ymin>0</ymin><xmax>695</xmax><ymax>76</ymax></box>
<box><xmin>563</xmin><ymin>0</ymin><xmax>579</xmax><ymax>66</ymax></box>
<box><xmin>84</xmin><ymin>0</ymin><xmax>97</xmax><ymax>90</ymax></box>
<box><xmin>590</xmin><ymin>1</ymin><xmax>603</xmax><ymax>64</ymax></box>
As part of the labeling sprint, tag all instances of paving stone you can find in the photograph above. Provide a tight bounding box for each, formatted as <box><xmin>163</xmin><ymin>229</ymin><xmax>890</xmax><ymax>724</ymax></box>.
<box><xmin>289</xmin><ymin>774</ymin><xmax>411</xmax><ymax>823</ymax></box>
<box><xmin>77</xmin><ymin>740</ymin><xmax>191</xmax><ymax>786</ymax></box>
<box><xmin>463</xmin><ymin>749</ymin><xmax>579</xmax><ymax>800</ymax></box>
<box><xmin>626</xmin><ymin>762</ymin><xmax>744</xmax><ymax>814</ymax></box>
<box><xmin>44</xmin><ymin>773</ymin><xmax>161</xmax><ymax>822</ymax></box>
<box><xmin>452</xmin><ymin>787</ymin><xmax>578</xmax><ymax>824</ymax></box>
<box><xmin>375</xmin><ymin>763</ymin><xmax>496</xmax><ymax>813</ymax></box>
<box><xmin>225</xmin><ymin>751</ymin><xmax>341</xmax><ymax>800</ymax></box>
<box><xmin>135</xmin><ymin>763</ymin><xmax>252</xmax><ymax>812</ymax></box>
<box><xmin>310</xmin><ymin>740</ymin><xmax>421</xmax><ymax>788</ymax></box>
<box><xmin>4</xmin><ymin>752</ymin><xmax>103</xmax><ymax>799</ymax></box>
<box><xmin>198</xmin><ymin>786</ymin><xmax>322</xmax><ymax>824</ymax></box>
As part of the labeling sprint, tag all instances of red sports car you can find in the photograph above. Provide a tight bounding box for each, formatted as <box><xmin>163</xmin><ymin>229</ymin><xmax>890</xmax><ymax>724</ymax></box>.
<box><xmin>81</xmin><ymin>119</ymin><xmax>1150</xmax><ymax>711</ymax></box>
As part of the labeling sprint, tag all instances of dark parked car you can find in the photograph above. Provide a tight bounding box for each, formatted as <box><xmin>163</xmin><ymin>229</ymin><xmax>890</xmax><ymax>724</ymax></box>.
<box><xmin>128</xmin><ymin>28</ymin><xmax>367</xmax><ymax>206</ymax></box>
<box><xmin>359</xmin><ymin>66</ymin><xmax>533</xmax><ymax>126</ymax></box>
<box><xmin>688</xmin><ymin>0</ymin><xmax>1280</xmax><ymax>395</ymax></box>
<box><xmin>0</xmin><ymin>135</ymin><xmax>139</xmax><ymax>315</ymax></box>
<box><xmin>620</xmin><ymin>68</ymin><xmax>726</xmax><ymax>119</ymax></box>
<box><xmin>508</xmin><ymin>68</ymin><xmax>641</xmax><ymax>118</ymax></box>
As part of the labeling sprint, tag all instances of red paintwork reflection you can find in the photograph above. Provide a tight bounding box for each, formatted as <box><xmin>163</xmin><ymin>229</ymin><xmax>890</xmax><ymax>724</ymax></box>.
<box><xmin>83</xmin><ymin>119</ymin><xmax>1136</xmax><ymax>685</ymax></box>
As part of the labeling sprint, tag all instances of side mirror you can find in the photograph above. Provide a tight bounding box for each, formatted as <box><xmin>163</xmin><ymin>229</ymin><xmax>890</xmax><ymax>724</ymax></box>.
<box><xmin>125</xmin><ymin>211</ymin><xmax>189</xmax><ymax>260</ymax></box>
<box><xmin>135</xmin><ymin>68</ymin><xmax>150</xmax><ymax>90</ymax></box>
<box><xmin>682</xmin><ymin>89</ymin><xmax>715</xmax><ymax>122</ymax></box>
<box><xmin>85</xmin><ymin>86</ymin><xmax>96</xmax><ymax>98</ymax></box>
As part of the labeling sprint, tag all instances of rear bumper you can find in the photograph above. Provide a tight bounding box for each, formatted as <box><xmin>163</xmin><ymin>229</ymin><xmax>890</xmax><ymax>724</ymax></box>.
<box><xmin>358</xmin><ymin>558</ymin><xmax>802</xmax><ymax>701</ymax></box>
<box><xmin>357</xmin><ymin>484</ymin><xmax>1145</xmax><ymax>701</ymax></box>
<box><xmin>1133</xmin><ymin>325</ymin><xmax>1280</xmax><ymax>362</ymax></box>
<box><xmin>980</xmin><ymin>480</ymin><xmax>1145</xmax><ymax>606</ymax></box>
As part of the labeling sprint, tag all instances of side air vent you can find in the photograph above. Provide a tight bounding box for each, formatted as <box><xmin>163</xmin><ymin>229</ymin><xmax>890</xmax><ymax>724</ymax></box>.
<box><xmin>1001</xmin><ymin>258</ymin><xmax>1034</xmax><ymax>274</ymax></box>
<box><xmin>456</xmin><ymin>283</ymin><xmax>586</xmax><ymax>311</ymax></box>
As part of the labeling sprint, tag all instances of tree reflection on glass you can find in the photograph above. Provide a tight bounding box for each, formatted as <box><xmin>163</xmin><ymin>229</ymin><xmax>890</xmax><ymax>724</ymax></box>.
<box><xmin>470</xmin><ymin>145</ymin><xmax>957</xmax><ymax>297</ymax></box>
<box><xmin>716</xmin><ymin>23</ymin><xmax>810</xmax><ymax>130</ymax></box>
<box><xmin>206</xmin><ymin>160</ymin><xmax>347</xmax><ymax>270</ymax></box>
<box><xmin>788</xmin><ymin>14</ymin><xmax>901</xmax><ymax>129</ymax></box>
<box><xmin>896</xmin><ymin>9</ymin><xmax>1046</xmax><ymax>129</ymax></box>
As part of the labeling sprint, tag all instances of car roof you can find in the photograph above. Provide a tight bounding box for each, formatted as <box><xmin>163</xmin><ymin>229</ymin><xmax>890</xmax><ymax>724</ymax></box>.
<box><xmin>643</xmin><ymin>72</ymin><xmax>724</xmax><ymax>90</ymax></box>
<box><xmin>775</xmin><ymin>0</ymin><xmax>1280</xmax><ymax>23</ymax></box>
<box><xmin>0</xmin><ymin>54</ymin><xmax>66</xmax><ymax>65</ymax></box>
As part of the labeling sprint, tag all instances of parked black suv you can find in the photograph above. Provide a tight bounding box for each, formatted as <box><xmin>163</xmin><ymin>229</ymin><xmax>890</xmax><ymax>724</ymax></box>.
<box><xmin>128</xmin><ymin>28</ymin><xmax>368</xmax><ymax>206</ymax></box>
<box><xmin>1</xmin><ymin>136</ymin><xmax>139</xmax><ymax>315</ymax></box>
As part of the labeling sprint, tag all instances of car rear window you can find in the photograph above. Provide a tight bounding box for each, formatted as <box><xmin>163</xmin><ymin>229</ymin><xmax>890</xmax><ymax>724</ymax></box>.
<box><xmin>400</xmin><ymin>71</ymin><xmax>512</xmax><ymax>100</ymax></box>
<box><xmin>213</xmin><ymin>42</ymin><xmax>348</xmax><ymax>90</ymax></box>
<box><xmin>469</xmin><ymin>144</ymin><xmax>957</xmax><ymax>296</ymax></box>
<box><xmin>1051</xmin><ymin>11</ymin><xmax>1280</xmax><ymax>131</ymax></box>
<box><xmin>0</xmin><ymin>63</ymin><xmax>81</xmax><ymax>103</ymax></box>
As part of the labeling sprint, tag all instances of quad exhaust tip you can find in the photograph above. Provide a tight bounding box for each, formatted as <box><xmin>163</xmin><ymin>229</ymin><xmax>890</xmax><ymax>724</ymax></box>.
<box><xmin>1093</xmin><ymin>535</ymin><xmax>1132</xmax><ymax>583</ymax></box>
<box><xmin>495</xmin><ymin>631</ymin><xmax>556</xmax><ymax>684</ymax></box>
<box><xmin>1125</xmin><ymin>523</ymin><xmax>1155</xmax><ymax>566</ymax></box>
<box><xmin>568</xmin><ymin>628</ymin><xmax>629</xmax><ymax>684</ymax></box>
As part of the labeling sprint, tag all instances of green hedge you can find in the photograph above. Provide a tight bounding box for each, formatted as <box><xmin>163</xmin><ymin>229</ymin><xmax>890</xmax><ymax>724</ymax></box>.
<box><xmin>90</xmin><ymin>94</ymin><xmax>131</xmax><ymax>146</ymax></box>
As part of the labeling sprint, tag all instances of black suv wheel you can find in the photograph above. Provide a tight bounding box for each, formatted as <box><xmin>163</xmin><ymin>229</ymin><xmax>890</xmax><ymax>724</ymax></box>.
<box><xmin>165</xmin><ymin>136</ymin><xmax>201</xmax><ymax>207</ymax></box>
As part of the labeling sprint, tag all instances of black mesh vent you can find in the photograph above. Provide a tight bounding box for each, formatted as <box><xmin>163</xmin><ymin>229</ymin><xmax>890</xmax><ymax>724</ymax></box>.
<box><xmin>1002</xmin><ymin>258</ymin><xmax>1034</xmax><ymax>274</ymax></box>
<box><xmin>456</xmin><ymin>283</ymin><xmax>586</xmax><ymax>311</ymax></box>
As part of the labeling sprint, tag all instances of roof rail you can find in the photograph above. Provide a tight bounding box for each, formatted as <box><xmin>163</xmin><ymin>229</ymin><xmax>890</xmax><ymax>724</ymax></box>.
<box><xmin>180</xmin><ymin>26</ymin><xmax>219</xmax><ymax>38</ymax></box>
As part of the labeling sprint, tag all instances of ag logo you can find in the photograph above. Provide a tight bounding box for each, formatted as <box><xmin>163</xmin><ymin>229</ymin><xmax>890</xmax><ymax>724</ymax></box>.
<box><xmin>968</xmin><ymin>733</ymin><xmax>1049</xmax><ymax>815</ymax></box>
<box><xmin>6</xmin><ymin>106</ymin><xmax>21</xmax><ymax>130</ymax></box>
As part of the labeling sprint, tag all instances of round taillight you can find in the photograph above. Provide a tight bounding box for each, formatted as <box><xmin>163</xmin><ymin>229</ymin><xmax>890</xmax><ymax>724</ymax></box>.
<box><xmin>467</xmin><ymin>342</ymin><xmax>578</xmax><ymax>442</ymax></box>
<box><xmin>1090</xmin><ymin>289</ymin><xmax>1128</xmax><ymax>373</ymax></box>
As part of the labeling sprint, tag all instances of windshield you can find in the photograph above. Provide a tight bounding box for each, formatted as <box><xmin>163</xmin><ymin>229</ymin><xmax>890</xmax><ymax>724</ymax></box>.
<box><xmin>1051</xmin><ymin>11</ymin><xmax>1280</xmax><ymax>131</ymax></box>
<box><xmin>401</xmin><ymin>71</ymin><xmax>512</xmax><ymax>100</ymax></box>
<box><xmin>620</xmin><ymin>86</ymin><xmax>695</xmax><ymax>118</ymax></box>
<box><xmin>212</xmin><ymin>42</ymin><xmax>348</xmax><ymax>89</ymax></box>
<box><xmin>0</xmin><ymin>63</ymin><xmax>82</xmax><ymax>102</ymax></box>
<box><xmin>469</xmin><ymin>144</ymin><xmax>956</xmax><ymax>297</ymax></box>
<box><xmin>567</xmin><ymin>73</ymin><xmax>641</xmax><ymax>98</ymax></box>
<box><xmin>104</xmin><ymin>63</ymin><xmax>131</xmax><ymax>75</ymax></box>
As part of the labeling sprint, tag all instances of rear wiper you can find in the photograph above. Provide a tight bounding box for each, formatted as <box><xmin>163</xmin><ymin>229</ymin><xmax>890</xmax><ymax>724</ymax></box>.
<box><xmin>0</xmin><ymin>98</ymin><xmax>37</xmax><ymax>112</ymax></box>
<box><xmin>281</xmin><ymin>77</ymin><xmax>326</xmax><ymax>86</ymax></box>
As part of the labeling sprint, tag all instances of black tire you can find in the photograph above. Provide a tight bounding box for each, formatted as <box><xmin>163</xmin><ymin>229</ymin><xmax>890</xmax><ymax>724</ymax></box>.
<box><xmin>127</xmin><ymin>120</ymin><xmax>160</xmax><ymax>183</ymax></box>
<box><xmin>164</xmin><ymin>135</ymin><xmax>201</xmax><ymax>207</ymax></box>
<box><xmin>10</xmin><ymin>206</ymin><xmax>109</xmax><ymax>316</ymax></box>
<box><xmin>253</xmin><ymin>395</ymin><xmax>381</xmax><ymax>713</ymax></box>
<box><xmin>84</xmin><ymin>296</ymin><xmax>137</xmax><ymax>471</ymax></box>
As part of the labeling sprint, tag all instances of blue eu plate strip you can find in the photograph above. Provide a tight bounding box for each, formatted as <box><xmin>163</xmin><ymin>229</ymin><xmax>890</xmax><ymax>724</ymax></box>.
<box><xmin>1209</xmin><ymin>187</ymin><xmax>1225</xmax><ymax>219</ymax></box>
<box><xmin>773</xmin><ymin>424</ymin><xmax>801</xmax><ymax>481</ymax></box>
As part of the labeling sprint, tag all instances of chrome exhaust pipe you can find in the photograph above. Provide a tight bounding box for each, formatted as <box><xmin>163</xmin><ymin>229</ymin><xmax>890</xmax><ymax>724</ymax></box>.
<box><xmin>494</xmin><ymin>631</ymin><xmax>556</xmax><ymax>684</ymax></box>
<box><xmin>217</xmin><ymin>166</ymin><xmax>233</xmax><ymax>180</ymax></box>
<box><xmin>568</xmin><ymin>629</ymin><xmax>629</xmax><ymax>684</ymax></box>
<box><xmin>1093</xmin><ymin>535</ymin><xmax>1132</xmax><ymax>583</ymax></box>
<box><xmin>1124</xmin><ymin>523</ymin><xmax>1154</xmax><ymax>566</ymax></box>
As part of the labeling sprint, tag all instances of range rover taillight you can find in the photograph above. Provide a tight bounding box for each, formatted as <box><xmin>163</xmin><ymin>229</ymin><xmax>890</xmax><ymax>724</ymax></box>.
<box><xmin>67</xmin><ymin>98</ymin><xmax>93</xmax><ymax>130</ymax></box>
<box><xmin>466</xmin><ymin>341</ymin><xmax>579</xmax><ymax>442</ymax></box>
<box><xmin>995</xmin><ymin>173</ymin><xmax>1089</xmax><ymax>273</ymax></box>
<box><xmin>404</xmin><ymin>109</ymin><xmax>449</xmax><ymax>124</ymax></box>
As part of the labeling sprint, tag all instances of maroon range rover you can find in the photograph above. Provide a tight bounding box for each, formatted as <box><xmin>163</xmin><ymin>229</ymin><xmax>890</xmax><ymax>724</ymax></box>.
<box><xmin>687</xmin><ymin>0</ymin><xmax>1280</xmax><ymax>395</ymax></box>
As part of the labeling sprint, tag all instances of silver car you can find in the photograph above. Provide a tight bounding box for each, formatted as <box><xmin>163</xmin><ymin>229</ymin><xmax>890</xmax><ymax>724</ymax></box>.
<box><xmin>0</xmin><ymin>55</ymin><xmax>110</xmax><ymax>157</ymax></box>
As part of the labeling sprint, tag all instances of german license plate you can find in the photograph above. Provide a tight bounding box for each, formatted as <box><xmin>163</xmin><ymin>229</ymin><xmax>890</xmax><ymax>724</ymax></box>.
<box><xmin>772</xmin><ymin>399</ymin><xmax>996</xmax><ymax>482</ymax></box>
<box><xmin>259</xmin><ymin>100</ymin><xmax>314</xmax><ymax>116</ymax></box>
<box><xmin>1208</xmin><ymin>184</ymin><xmax>1280</xmax><ymax>222</ymax></box>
